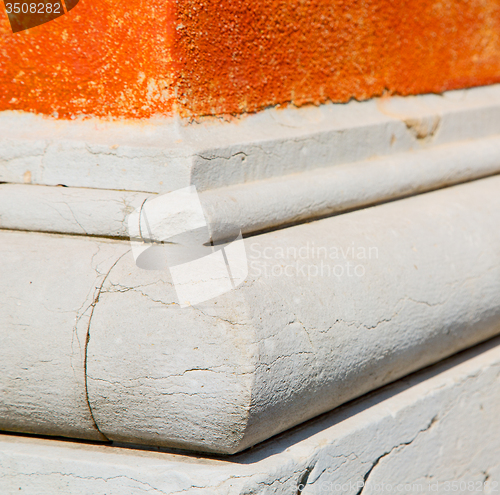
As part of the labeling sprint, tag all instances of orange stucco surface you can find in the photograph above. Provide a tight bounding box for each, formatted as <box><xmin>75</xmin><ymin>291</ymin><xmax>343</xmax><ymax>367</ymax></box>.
<box><xmin>1</xmin><ymin>0</ymin><xmax>500</xmax><ymax>119</ymax></box>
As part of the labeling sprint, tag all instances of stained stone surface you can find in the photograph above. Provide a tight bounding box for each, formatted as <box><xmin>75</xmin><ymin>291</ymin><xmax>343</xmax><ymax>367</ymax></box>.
<box><xmin>2</xmin><ymin>177</ymin><xmax>499</xmax><ymax>453</ymax></box>
<box><xmin>1</xmin><ymin>336</ymin><xmax>499</xmax><ymax>494</ymax></box>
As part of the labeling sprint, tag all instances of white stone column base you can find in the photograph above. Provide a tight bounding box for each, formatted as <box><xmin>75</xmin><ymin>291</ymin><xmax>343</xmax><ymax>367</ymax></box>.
<box><xmin>1</xmin><ymin>336</ymin><xmax>499</xmax><ymax>494</ymax></box>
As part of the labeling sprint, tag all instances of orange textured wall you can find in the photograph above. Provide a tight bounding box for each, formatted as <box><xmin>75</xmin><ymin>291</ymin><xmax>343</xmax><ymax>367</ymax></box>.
<box><xmin>1</xmin><ymin>0</ymin><xmax>500</xmax><ymax>119</ymax></box>
<box><xmin>0</xmin><ymin>0</ymin><xmax>177</xmax><ymax>118</ymax></box>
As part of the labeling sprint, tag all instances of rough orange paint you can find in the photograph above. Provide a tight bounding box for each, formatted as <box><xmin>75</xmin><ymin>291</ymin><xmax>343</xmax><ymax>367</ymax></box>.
<box><xmin>0</xmin><ymin>0</ymin><xmax>178</xmax><ymax>118</ymax></box>
<box><xmin>1</xmin><ymin>0</ymin><xmax>500</xmax><ymax>119</ymax></box>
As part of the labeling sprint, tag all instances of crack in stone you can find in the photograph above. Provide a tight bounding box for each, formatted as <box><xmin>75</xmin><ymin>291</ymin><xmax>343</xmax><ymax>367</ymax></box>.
<box><xmin>194</xmin><ymin>150</ymin><xmax>248</xmax><ymax>162</ymax></box>
<box><xmin>83</xmin><ymin>249</ymin><xmax>130</xmax><ymax>440</ymax></box>
<box><xmin>354</xmin><ymin>415</ymin><xmax>439</xmax><ymax>495</ymax></box>
<box><xmin>10</xmin><ymin>471</ymin><xmax>169</xmax><ymax>494</ymax></box>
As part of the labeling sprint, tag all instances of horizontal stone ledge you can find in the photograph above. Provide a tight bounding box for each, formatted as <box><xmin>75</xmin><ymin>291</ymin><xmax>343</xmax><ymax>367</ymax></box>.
<box><xmin>200</xmin><ymin>136</ymin><xmax>500</xmax><ymax>241</ymax></box>
<box><xmin>3</xmin><ymin>136</ymin><xmax>500</xmax><ymax>240</ymax></box>
<box><xmin>1</xmin><ymin>85</ymin><xmax>500</xmax><ymax>193</ymax></box>
<box><xmin>0</xmin><ymin>184</ymin><xmax>149</xmax><ymax>238</ymax></box>
<box><xmin>1</xmin><ymin>177</ymin><xmax>500</xmax><ymax>453</ymax></box>
<box><xmin>1</xmin><ymin>335</ymin><xmax>500</xmax><ymax>493</ymax></box>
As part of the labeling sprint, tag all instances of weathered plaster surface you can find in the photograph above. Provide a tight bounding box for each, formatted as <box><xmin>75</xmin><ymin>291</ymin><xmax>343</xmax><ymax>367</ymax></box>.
<box><xmin>1</xmin><ymin>85</ymin><xmax>500</xmax><ymax>193</ymax></box>
<box><xmin>0</xmin><ymin>0</ymin><xmax>177</xmax><ymax>119</ymax></box>
<box><xmin>199</xmin><ymin>135</ymin><xmax>500</xmax><ymax>240</ymax></box>
<box><xmin>1</xmin><ymin>0</ymin><xmax>500</xmax><ymax>118</ymax></box>
<box><xmin>85</xmin><ymin>176</ymin><xmax>500</xmax><ymax>453</ymax></box>
<box><xmin>0</xmin><ymin>231</ymin><xmax>129</xmax><ymax>440</ymax></box>
<box><xmin>0</xmin><ymin>184</ymin><xmax>149</xmax><ymax>238</ymax></box>
<box><xmin>1</xmin><ymin>336</ymin><xmax>499</xmax><ymax>493</ymax></box>
<box><xmin>2</xmin><ymin>177</ymin><xmax>500</xmax><ymax>453</ymax></box>
<box><xmin>3</xmin><ymin>133</ymin><xmax>500</xmax><ymax>240</ymax></box>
